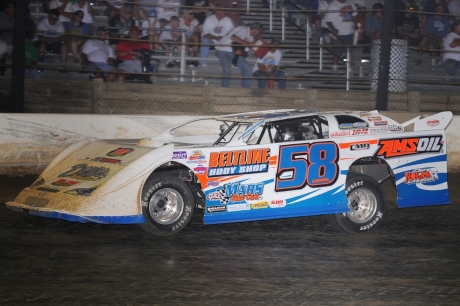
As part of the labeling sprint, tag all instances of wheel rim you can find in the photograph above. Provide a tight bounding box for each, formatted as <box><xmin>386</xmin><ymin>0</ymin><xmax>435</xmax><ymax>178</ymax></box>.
<box><xmin>148</xmin><ymin>188</ymin><xmax>184</xmax><ymax>225</ymax></box>
<box><xmin>346</xmin><ymin>188</ymin><xmax>377</xmax><ymax>223</ymax></box>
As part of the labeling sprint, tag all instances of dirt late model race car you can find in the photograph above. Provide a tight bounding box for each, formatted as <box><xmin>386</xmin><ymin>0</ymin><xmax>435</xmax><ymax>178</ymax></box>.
<box><xmin>6</xmin><ymin>110</ymin><xmax>453</xmax><ymax>236</ymax></box>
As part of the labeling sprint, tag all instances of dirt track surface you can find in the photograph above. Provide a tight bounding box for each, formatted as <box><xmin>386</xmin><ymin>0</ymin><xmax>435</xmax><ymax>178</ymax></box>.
<box><xmin>1</xmin><ymin>175</ymin><xmax>459</xmax><ymax>305</ymax></box>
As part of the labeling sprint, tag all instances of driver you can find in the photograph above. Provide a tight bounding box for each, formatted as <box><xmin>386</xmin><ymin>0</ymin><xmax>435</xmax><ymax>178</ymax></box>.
<box><xmin>274</xmin><ymin>123</ymin><xmax>304</xmax><ymax>142</ymax></box>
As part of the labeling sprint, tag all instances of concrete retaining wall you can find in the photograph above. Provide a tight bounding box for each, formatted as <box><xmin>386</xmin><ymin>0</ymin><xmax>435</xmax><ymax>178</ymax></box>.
<box><xmin>0</xmin><ymin>112</ymin><xmax>458</xmax><ymax>176</ymax></box>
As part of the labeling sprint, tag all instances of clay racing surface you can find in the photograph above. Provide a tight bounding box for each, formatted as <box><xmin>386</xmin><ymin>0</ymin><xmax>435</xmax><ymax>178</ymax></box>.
<box><xmin>1</xmin><ymin>175</ymin><xmax>459</xmax><ymax>304</ymax></box>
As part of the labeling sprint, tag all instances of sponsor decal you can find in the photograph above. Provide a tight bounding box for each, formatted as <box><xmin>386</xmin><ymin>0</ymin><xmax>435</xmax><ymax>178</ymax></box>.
<box><xmin>64</xmin><ymin>186</ymin><xmax>98</xmax><ymax>197</ymax></box>
<box><xmin>339</xmin><ymin>122</ymin><xmax>367</xmax><ymax>129</ymax></box>
<box><xmin>387</xmin><ymin>125</ymin><xmax>404</xmax><ymax>132</ymax></box>
<box><xmin>350</xmin><ymin>143</ymin><xmax>371</xmax><ymax>151</ymax></box>
<box><xmin>427</xmin><ymin>120</ymin><xmax>440</xmax><ymax>127</ymax></box>
<box><xmin>360</xmin><ymin>211</ymin><xmax>383</xmax><ymax>231</ymax></box>
<box><xmin>251</xmin><ymin>201</ymin><xmax>269</xmax><ymax>209</ymax></box>
<box><xmin>59</xmin><ymin>164</ymin><xmax>110</xmax><ymax>181</ymax></box>
<box><xmin>172</xmin><ymin>151</ymin><xmax>187</xmax><ymax>159</ymax></box>
<box><xmin>207</xmin><ymin>180</ymin><xmax>219</xmax><ymax>187</ymax></box>
<box><xmin>91</xmin><ymin>157</ymin><xmax>122</xmax><ymax>164</ymax></box>
<box><xmin>352</xmin><ymin>129</ymin><xmax>369</xmax><ymax>136</ymax></box>
<box><xmin>404</xmin><ymin>169</ymin><xmax>438</xmax><ymax>184</ymax></box>
<box><xmin>374</xmin><ymin>121</ymin><xmax>388</xmax><ymax>126</ymax></box>
<box><xmin>370</xmin><ymin>127</ymin><xmax>387</xmax><ymax>134</ymax></box>
<box><xmin>193</xmin><ymin>165</ymin><xmax>207</xmax><ymax>175</ymax></box>
<box><xmin>37</xmin><ymin>187</ymin><xmax>59</xmax><ymax>193</ymax></box>
<box><xmin>207</xmin><ymin>206</ymin><xmax>226</xmax><ymax>213</ymax></box>
<box><xmin>106</xmin><ymin>147</ymin><xmax>134</xmax><ymax>157</ymax></box>
<box><xmin>31</xmin><ymin>178</ymin><xmax>45</xmax><ymax>187</ymax></box>
<box><xmin>269</xmin><ymin>199</ymin><xmax>286</xmax><ymax>208</ymax></box>
<box><xmin>358</xmin><ymin>112</ymin><xmax>372</xmax><ymax>117</ymax></box>
<box><xmin>375</xmin><ymin>136</ymin><xmax>443</xmax><ymax>158</ymax></box>
<box><xmin>210</xmin><ymin>183</ymin><xmax>264</xmax><ymax>204</ymax></box>
<box><xmin>330</xmin><ymin>130</ymin><xmax>351</xmax><ymax>137</ymax></box>
<box><xmin>51</xmin><ymin>179</ymin><xmax>79</xmax><ymax>187</ymax></box>
<box><xmin>187</xmin><ymin>150</ymin><xmax>206</xmax><ymax>164</ymax></box>
<box><xmin>227</xmin><ymin>203</ymin><xmax>251</xmax><ymax>212</ymax></box>
<box><xmin>367</xmin><ymin>116</ymin><xmax>382</xmax><ymax>122</ymax></box>
<box><xmin>208</xmin><ymin>149</ymin><xmax>270</xmax><ymax>177</ymax></box>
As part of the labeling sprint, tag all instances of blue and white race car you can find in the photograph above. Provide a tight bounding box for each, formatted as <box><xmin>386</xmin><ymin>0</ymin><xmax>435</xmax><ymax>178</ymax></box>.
<box><xmin>6</xmin><ymin>110</ymin><xmax>453</xmax><ymax>235</ymax></box>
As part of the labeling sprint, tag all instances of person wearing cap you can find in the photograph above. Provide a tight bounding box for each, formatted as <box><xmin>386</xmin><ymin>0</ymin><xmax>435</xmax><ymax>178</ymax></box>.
<box><xmin>108</xmin><ymin>5</ymin><xmax>136</xmax><ymax>46</ymax></box>
<box><xmin>180</xmin><ymin>9</ymin><xmax>201</xmax><ymax>66</ymax></box>
<box><xmin>252</xmin><ymin>38</ymin><xmax>286</xmax><ymax>89</ymax></box>
<box><xmin>215</xmin><ymin>22</ymin><xmax>263</xmax><ymax>87</ymax></box>
<box><xmin>64</xmin><ymin>10</ymin><xmax>91</xmax><ymax>63</ymax></box>
<box><xmin>218</xmin><ymin>0</ymin><xmax>243</xmax><ymax>27</ymax></box>
<box><xmin>443</xmin><ymin>21</ymin><xmax>460</xmax><ymax>82</ymax></box>
<box><xmin>325</xmin><ymin>0</ymin><xmax>358</xmax><ymax>74</ymax></box>
<box><xmin>35</xmin><ymin>9</ymin><xmax>69</xmax><ymax>72</ymax></box>
<box><xmin>81</xmin><ymin>26</ymin><xmax>117</xmax><ymax>82</ymax></box>
<box><xmin>395</xmin><ymin>3</ymin><xmax>424</xmax><ymax>65</ymax></box>
<box><xmin>115</xmin><ymin>26</ymin><xmax>152</xmax><ymax>82</ymax></box>
<box><xmin>200</xmin><ymin>5</ymin><xmax>234</xmax><ymax>67</ymax></box>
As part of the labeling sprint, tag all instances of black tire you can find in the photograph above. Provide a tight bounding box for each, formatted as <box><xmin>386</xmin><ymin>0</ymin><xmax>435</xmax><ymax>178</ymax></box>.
<box><xmin>326</xmin><ymin>173</ymin><xmax>386</xmax><ymax>233</ymax></box>
<box><xmin>138</xmin><ymin>175</ymin><xmax>194</xmax><ymax>236</ymax></box>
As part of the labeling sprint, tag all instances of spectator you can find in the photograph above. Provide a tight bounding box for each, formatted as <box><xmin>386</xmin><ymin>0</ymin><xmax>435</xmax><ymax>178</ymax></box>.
<box><xmin>0</xmin><ymin>38</ymin><xmax>7</xmax><ymax>76</ymax></box>
<box><xmin>305</xmin><ymin>0</ymin><xmax>322</xmax><ymax>31</ymax></box>
<box><xmin>156</xmin><ymin>0</ymin><xmax>181</xmax><ymax>21</ymax></box>
<box><xmin>365</xmin><ymin>2</ymin><xmax>383</xmax><ymax>39</ymax></box>
<box><xmin>108</xmin><ymin>5</ymin><xmax>136</xmax><ymax>46</ymax></box>
<box><xmin>35</xmin><ymin>9</ymin><xmax>69</xmax><ymax>72</ymax></box>
<box><xmin>325</xmin><ymin>0</ymin><xmax>358</xmax><ymax>74</ymax></box>
<box><xmin>138</xmin><ymin>1</ymin><xmax>157</xmax><ymax>31</ymax></box>
<box><xmin>180</xmin><ymin>9</ymin><xmax>200</xmax><ymax>66</ymax></box>
<box><xmin>115</xmin><ymin>26</ymin><xmax>152</xmax><ymax>82</ymax></box>
<box><xmin>159</xmin><ymin>16</ymin><xmax>182</xmax><ymax>68</ymax></box>
<box><xmin>215</xmin><ymin>21</ymin><xmax>263</xmax><ymax>88</ymax></box>
<box><xmin>103</xmin><ymin>0</ymin><xmax>124</xmax><ymax>21</ymax></box>
<box><xmin>200</xmin><ymin>4</ymin><xmax>233</xmax><ymax>67</ymax></box>
<box><xmin>421</xmin><ymin>2</ymin><xmax>451</xmax><ymax>64</ymax></box>
<box><xmin>185</xmin><ymin>0</ymin><xmax>210</xmax><ymax>26</ymax></box>
<box><xmin>364</xmin><ymin>0</ymin><xmax>383</xmax><ymax>15</ymax></box>
<box><xmin>65</xmin><ymin>10</ymin><xmax>91</xmax><ymax>63</ymax></box>
<box><xmin>140</xmin><ymin>9</ymin><xmax>160</xmax><ymax>50</ymax></box>
<box><xmin>25</xmin><ymin>33</ymin><xmax>40</xmax><ymax>79</ymax></box>
<box><xmin>218</xmin><ymin>0</ymin><xmax>243</xmax><ymax>27</ymax></box>
<box><xmin>49</xmin><ymin>0</ymin><xmax>74</xmax><ymax>23</ymax></box>
<box><xmin>81</xmin><ymin>26</ymin><xmax>117</xmax><ymax>82</ymax></box>
<box><xmin>252</xmin><ymin>38</ymin><xmax>287</xmax><ymax>89</ymax></box>
<box><xmin>448</xmin><ymin>0</ymin><xmax>460</xmax><ymax>20</ymax></box>
<box><xmin>421</xmin><ymin>0</ymin><xmax>450</xmax><ymax>29</ymax></box>
<box><xmin>317</xmin><ymin>0</ymin><xmax>333</xmax><ymax>41</ymax></box>
<box><xmin>25</xmin><ymin>7</ymin><xmax>37</xmax><ymax>40</ymax></box>
<box><xmin>0</xmin><ymin>0</ymin><xmax>14</xmax><ymax>54</ymax></box>
<box><xmin>71</xmin><ymin>0</ymin><xmax>95</xmax><ymax>30</ymax></box>
<box><xmin>443</xmin><ymin>21</ymin><xmax>460</xmax><ymax>82</ymax></box>
<box><xmin>395</xmin><ymin>3</ymin><xmax>424</xmax><ymax>65</ymax></box>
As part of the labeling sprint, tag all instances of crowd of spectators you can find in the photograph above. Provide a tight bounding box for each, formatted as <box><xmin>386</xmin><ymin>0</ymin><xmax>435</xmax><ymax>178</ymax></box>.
<box><xmin>1</xmin><ymin>0</ymin><xmax>460</xmax><ymax>84</ymax></box>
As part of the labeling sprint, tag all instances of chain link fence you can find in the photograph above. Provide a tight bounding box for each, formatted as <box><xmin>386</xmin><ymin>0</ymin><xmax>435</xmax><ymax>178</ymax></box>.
<box><xmin>0</xmin><ymin>0</ymin><xmax>459</xmax><ymax>115</ymax></box>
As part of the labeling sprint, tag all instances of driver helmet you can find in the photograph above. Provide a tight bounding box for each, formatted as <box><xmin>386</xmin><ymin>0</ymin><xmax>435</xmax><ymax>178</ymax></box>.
<box><xmin>274</xmin><ymin>124</ymin><xmax>303</xmax><ymax>142</ymax></box>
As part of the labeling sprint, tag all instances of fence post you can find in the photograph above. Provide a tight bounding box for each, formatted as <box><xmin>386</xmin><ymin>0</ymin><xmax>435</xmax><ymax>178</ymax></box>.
<box><xmin>408</xmin><ymin>91</ymin><xmax>420</xmax><ymax>112</ymax></box>
<box><xmin>91</xmin><ymin>79</ymin><xmax>104</xmax><ymax>114</ymax></box>
<box><xmin>202</xmin><ymin>84</ymin><xmax>215</xmax><ymax>115</ymax></box>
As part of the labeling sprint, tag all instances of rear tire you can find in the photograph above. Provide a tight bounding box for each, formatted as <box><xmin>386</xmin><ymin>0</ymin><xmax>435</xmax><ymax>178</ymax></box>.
<box><xmin>138</xmin><ymin>175</ymin><xmax>194</xmax><ymax>236</ymax></box>
<box><xmin>326</xmin><ymin>173</ymin><xmax>386</xmax><ymax>233</ymax></box>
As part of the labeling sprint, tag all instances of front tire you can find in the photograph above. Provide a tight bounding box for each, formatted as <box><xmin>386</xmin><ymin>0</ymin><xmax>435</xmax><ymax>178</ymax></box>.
<box><xmin>138</xmin><ymin>175</ymin><xmax>194</xmax><ymax>236</ymax></box>
<box><xmin>326</xmin><ymin>173</ymin><xmax>386</xmax><ymax>233</ymax></box>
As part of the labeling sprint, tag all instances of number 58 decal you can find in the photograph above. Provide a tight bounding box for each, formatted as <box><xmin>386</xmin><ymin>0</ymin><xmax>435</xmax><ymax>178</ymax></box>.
<box><xmin>275</xmin><ymin>142</ymin><xmax>339</xmax><ymax>192</ymax></box>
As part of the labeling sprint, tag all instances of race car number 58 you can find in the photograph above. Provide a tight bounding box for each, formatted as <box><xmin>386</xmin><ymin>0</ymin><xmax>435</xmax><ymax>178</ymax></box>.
<box><xmin>275</xmin><ymin>142</ymin><xmax>339</xmax><ymax>191</ymax></box>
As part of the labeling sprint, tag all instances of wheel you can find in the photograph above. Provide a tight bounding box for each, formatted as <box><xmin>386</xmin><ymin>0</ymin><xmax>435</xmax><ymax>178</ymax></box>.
<box><xmin>326</xmin><ymin>173</ymin><xmax>386</xmax><ymax>233</ymax></box>
<box><xmin>138</xmin><ymin>175</ymin><xmax>195</xmax><ymax>236</ymax></box>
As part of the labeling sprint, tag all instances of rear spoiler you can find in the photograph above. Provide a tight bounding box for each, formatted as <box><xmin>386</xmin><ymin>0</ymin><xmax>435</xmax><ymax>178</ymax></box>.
<box><xmin>401</xmin><ymin>111</ymin><xmax>453</xmax><ymax>131</ymax></box>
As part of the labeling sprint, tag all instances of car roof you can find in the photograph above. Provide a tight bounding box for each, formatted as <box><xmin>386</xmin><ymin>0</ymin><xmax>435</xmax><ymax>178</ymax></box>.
<box><xmin>215</xmin><ymin>109</ymin><xmax>382</xmax><ymax>123</ymax></box>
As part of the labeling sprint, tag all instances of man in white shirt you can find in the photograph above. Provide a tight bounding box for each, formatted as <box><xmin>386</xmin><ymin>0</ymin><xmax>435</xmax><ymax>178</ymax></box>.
<box><xmin>49</xmin><ymin>0</ymin><xmax>74</xmax><ymax>23</ymax></box>
<box><xmin>325</xmin><ymin>0</ymin><xmax>358</xmax><ymax>73</ymax></box>
<box><xmin>443</xmin><ymin>21</ymin><xmax>460</xmax><ymax>82</ymax></box>
<box><xmin>35</xmin><ymin>9</ymin><xmax>69</xmax><ymax>71</ymax></box>
<box><xmin>200</xmin><ymin>5</ymin><xmax>233</xmax><ymax>67</ymax></box>
<box><xmin>81</xmin><ymin>26</ymin><xmax>117</xmax><ymax>82</ymax></box>
<box><xmin>252</xmin><ymin>38</ymin><xmax>286</xmax><ymax>89</ymax></box>
<box><xmin>215</xmin><ymin>22</ymin><xmax>263</xmax><ymax>88</ymax></box>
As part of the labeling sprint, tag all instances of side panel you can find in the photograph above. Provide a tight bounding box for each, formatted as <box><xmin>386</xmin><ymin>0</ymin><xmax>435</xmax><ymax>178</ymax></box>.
<box><xmin>374</xmin><ymin>131</ymin><xmax>451</xmax><ymax>207</ymax></box>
